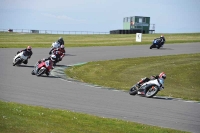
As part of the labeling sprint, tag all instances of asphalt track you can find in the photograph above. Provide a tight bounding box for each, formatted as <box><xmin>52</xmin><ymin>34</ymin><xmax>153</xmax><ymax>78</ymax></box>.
<box><xmin>0</xmin><ymin>43</ymin><xmax>200</xmax><ymax>133</ymax></box>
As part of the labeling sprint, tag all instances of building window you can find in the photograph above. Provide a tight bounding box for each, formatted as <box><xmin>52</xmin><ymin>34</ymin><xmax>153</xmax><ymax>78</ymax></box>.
<box><xmin>139</xmin><ymin>18</ymin><xmax>142</xmax><ymax>23</ymax></box>
<box><xmin>139</xmin><ymin>17</ymin><xmax>146</xmax><ymax>23</ymax></box>
<box><xmin>143</xmin><ymin>18</ymin><xmax>146</xmax><ymax>23</ymax></box>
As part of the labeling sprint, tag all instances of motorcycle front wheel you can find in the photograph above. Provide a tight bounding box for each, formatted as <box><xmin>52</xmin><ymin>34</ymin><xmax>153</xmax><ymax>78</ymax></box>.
<box><xmin>36</xmin><ymin>68</ymin><xmax>46</xmax><ymax>76</ymax></box>
<box><xmin>145</xmin><ymin>85</ymin><xmax>159</xmax><ymax>98</ymax></box>
<box><xmin>13</xmin><ymin>58</ymin><xmax>21</xmax><ymax>66</ymax></box>
<box><xmin>129</xmin><ymin>85</ymin><xmax>138</xmax><ymax>95</ymax></box>
<box><xmin>31</xmin><ymin>70</ymin><xmax>35</xmax><ymax>75</ymax></box>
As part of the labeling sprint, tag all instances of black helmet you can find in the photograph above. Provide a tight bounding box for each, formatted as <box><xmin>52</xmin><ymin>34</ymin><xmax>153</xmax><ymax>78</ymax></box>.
<box><xmin>59</xmin><ymin>37</ymin><xmax>63</xmax><ymax>41</ymax></box>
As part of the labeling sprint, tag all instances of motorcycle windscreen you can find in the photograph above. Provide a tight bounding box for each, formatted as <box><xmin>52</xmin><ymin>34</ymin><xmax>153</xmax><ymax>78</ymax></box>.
<box><xmin>158</xmin><ymin>78</ymin><xmax>164</xmax><ymax>85</ymax></box>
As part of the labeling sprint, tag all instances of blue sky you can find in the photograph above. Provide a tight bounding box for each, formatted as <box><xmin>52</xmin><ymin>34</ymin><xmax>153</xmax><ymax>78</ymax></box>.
<box><xmin>0</xmin><ymin>0</ymin><xmax>200</xmax><ymax>33</ymax></box>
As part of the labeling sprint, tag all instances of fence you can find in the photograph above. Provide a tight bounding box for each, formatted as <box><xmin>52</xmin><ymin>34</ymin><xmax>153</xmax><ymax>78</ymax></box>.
<box><xmin>0</xmin><ymin>29</ymin><xmax>110</xmax><ymax>35</ymax></box>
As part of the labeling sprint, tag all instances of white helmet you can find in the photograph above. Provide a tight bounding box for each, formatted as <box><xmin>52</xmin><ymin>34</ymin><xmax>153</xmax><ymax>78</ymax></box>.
<box><xmin>50</xmin><ymin>55</ymin><xmax>56</xmax><ymax>61</ymax></box>
<box><xmin>60</xmin><ymin>45</ymin><xmax>64</xmax><ymax>49</ymax></box>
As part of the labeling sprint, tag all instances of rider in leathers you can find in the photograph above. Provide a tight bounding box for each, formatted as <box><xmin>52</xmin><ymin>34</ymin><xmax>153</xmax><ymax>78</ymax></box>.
<box><xmin>36</xmin><ymin>55</ymin><xmax>57</xmax><ymax>76</ymax></box>
<box><xmin>51</xmin><ymin>45</ymin><xmax>65</xmax><ymax>64</ymax></box>
<box><xmin>17</xmin><ymin>46</ymin><xmax>33</xmax><ymax>64</ymax></box>
<box><xmin>136</xmin><ymin>72</ymin><xmax>166</xmax><ymax>88</ymax></box>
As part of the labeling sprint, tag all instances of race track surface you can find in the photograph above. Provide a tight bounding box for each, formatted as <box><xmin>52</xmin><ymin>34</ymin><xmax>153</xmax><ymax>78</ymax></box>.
<box><xmin>0</xmin><ymin>43</ymin><xmax>200</xmax><ymax>133</ymax></box>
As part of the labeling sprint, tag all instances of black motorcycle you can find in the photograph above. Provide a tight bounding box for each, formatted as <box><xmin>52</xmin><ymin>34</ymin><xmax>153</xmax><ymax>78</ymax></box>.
<box><xmin>150</xmin><ymin>38</ymin><xmax>165</xmax><ymax>49</ymax></box>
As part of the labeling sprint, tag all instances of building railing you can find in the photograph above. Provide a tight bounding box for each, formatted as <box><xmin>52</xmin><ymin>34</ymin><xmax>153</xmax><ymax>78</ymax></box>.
<box><xmin>0</xmin><ymin>29</ymin><xmax>110</xmax><ymax>35</ymax></box>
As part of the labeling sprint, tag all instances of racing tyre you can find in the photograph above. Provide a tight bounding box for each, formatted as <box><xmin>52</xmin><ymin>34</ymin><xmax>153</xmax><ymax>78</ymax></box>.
<box><xmin>145</xmin><ymin>85</ymin><xmax>159</xmax><ymax>98</ymax></box>
<box><xmin>36</xmin><ymin>68</ymin><xmax>46</xmax><ymax>76</ymax></box>
<box><xmin>31</xmin><ymin>70</ymin><xmax>35</xmax><ymax>75</ymax></box>
<box><xmin>13</xmin><ymin>58</ymin><xmax>21</xmax><ymax>66</ymax></box>
<box><xmin>129</xmin><ymin>85</ymin><xmax>138</xmax><ymax>95</ymax></box>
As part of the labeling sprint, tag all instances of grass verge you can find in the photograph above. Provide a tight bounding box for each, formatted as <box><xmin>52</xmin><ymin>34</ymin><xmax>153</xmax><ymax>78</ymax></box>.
<box><xmin>0</xmin><ymin>32</ymin><xmax>200</xmax><ymax>48</ymax></box>
<box><xmin>0</xmin><ymin>101</ymin><xmax>188</xmax><ymax>133</ymax></box>
<box><xmin>65</xmin><ymin>53</ymin><xmax>200</xmax><ymax>101</ymax></box>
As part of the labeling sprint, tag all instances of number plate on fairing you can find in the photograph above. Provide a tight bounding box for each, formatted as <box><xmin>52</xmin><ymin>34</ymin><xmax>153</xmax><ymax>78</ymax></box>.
<box><xmin>45</xmin><ymin>61</ymin><xmax>50</xmax><ymax>67</ymax></box>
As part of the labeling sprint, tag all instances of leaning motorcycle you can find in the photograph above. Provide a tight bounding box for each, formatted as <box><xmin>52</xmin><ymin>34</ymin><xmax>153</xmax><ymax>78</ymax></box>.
<box><xmin>13</xmin><ymin>51</ymin><xmax>29</xmax><ymax>66</ymax></box>
<box><xmin>31</xmin><ymin>60</ymin><xmax>54</xmax><ymax>76</ymax></box>
<box><xmin>150</xmin><ymin>39</ymin><xmax>161</xmax><ymax>49</ymax></box>
<box><xmin>129</xmin><ymin>78</ymin><xmax>165</xmax><ymax>98</ymax></box>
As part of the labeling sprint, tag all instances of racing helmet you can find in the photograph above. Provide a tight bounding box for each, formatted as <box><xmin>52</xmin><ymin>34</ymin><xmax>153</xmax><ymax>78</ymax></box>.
<box><xmin>59</xmin><ymin>37</ymin><xmax>63</xmax><ymax>41</ymax></box>
<box><xmin>50</xmin><ymin>55</ymin><xmax>56</xmax><ymax>62</ymax></box>
<box><xmin>60</xmin><ymin>45</ymin><xmax>64</xmax><ymax>49</ymax></box>
<box><xmin>159</xmin><ymin>72</ymin><xmax>166</xmax><ymax>79</ymax></box>
<box><xmin>160</xmin><ymin>35</ymin><xmax>164</xmax><ymax>38</ymax></box>
<box><xmin>27</xmin><ymin>46</ymin><xmax>32</xmax><ymax>51</ymax></box>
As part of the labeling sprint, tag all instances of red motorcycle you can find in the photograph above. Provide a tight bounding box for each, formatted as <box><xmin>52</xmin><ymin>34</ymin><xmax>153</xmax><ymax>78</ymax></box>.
<box><xmin>31</xmin><ymin>60</ymin><xmax>54</xmax><ymax>76</ymax></box>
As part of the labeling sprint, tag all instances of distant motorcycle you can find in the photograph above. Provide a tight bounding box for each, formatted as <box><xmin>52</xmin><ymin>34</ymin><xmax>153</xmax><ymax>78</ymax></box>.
<box><xmin>150</xmin><ymin>39</ymin><xmax>162</xmax><ymax>49</ymax></box>
<box><xmin>31</xmin><ymin>60</ymin><xmax>54</xmax><ymax>76</ymax></box>
<box><xmin>49</xmin><ymin>42</ymin><xmax>60</xmax><ymax>55</ymax></box>
<box><xmin>13</xmin><ymin>51</ymin><xmax>29</xmax><ymax>66</ymax></box>
<box><xmin>129</xmin><ymin>78</ymin><xmax>165</xmax><ymax>98</ymax></box>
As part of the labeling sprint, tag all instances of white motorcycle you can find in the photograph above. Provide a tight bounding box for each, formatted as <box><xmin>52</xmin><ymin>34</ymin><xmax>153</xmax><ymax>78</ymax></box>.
<box><xmin>13</xmin><ymin>51</ymin><xmax>29</xmax><ymax>66</ymax></box>
<box><xmin>49</xmin><ymin>42</ymin><xmax>60</xmax><ymax>55</ymax></box>
<box><xmin>129</xmin><ymin>78</ymin><xmax>165</xmax><ymax>98</ymax></box>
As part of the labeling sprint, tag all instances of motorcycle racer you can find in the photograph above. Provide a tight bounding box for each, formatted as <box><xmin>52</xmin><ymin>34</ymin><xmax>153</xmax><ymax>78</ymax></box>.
<box><xmin>136</xmin><ymin>72</ymin><xmax>166</xmax><ymax>88</ymax></box>
<box><xmin>36</xmin><ymin>55</ymin><xmax>56</xmax><ymax>76</ymax></box>
<box><xmin>160</xmin><ymin>35</ymin><xmax>166</xmax><ymax>47</ymax></box>
<box><xmin>51</xmin><ymin>45</ymin><xmax>65</xmax><ymax>63</ymax></box>
<box><xmin>57</xmin><ymin>37</ymin><xmax>64</xmax><ymax>46</ymax></box>
<box><xmin>17</xmin><ymin>46</ymin><xmax>33</xmax><ymax>64</ymax></box>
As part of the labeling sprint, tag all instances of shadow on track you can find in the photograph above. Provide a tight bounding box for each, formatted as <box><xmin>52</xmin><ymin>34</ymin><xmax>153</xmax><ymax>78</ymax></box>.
<box><xmin>152</xmin><ymin>96</ymin><xmax>175</xmax><ymax>100</ymax></box>
<box><xmin>32</xmin><ymin>75</ymin><xmax>59</xmax><ymax>78</ymax></box>
<box><xmin>130</xmin><ymin>95</ymin><xmax>175</xmax><ymax>101</ymax></box>
<box><xmin>159</xmin><ymin>48</ymin><xmax>174</xmax><ymax>50</ymax></box>
<box><xmin>149</xmin><ymin>48</ymin><xmax>174</xmax><ymax>50</ymax></box>
<box><xmin>65</xmin><ymin>54</ymin><xmax>76</xmax><ymax>56</ymax></box>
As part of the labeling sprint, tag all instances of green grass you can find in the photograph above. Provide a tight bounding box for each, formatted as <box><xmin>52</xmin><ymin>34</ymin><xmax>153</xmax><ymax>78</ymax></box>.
<box><xmin>65</xmin><ymin>53</ymin><xmax>200</xmax><ymax>101</ymax></box>
<box><xmin>0</xmin><ymin>101</ymin><xmax>188</xmax><ymax>133</ymax></box>
<box><xmin>0</xmin><ymin>32</ymin><xmax>199</xmax><ymax>132</ymax></box>
<box><xmin>0</xmin><ymin>32</ymin><xmax>200</xmax><ymax>48</ymax></box>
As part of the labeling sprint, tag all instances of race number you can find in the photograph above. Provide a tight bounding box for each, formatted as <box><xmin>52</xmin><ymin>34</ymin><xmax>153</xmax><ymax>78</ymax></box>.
<box><xmin>45</xmin><ymin>61</ymin><xmax>49</xmax><ymax>67</ymax></box>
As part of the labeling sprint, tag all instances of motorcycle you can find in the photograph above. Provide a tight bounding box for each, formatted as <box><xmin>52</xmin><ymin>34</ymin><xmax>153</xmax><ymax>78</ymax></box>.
<box><xmin>150</xmin><ymin>39</ymin><xmax>162</xmax><ymax>49</ymax></box>
<box><xmin>150</xmin><ymin>38</ymin><xmax>165</xmax><ymax>49</ymax></box>
<box><xmin>49</xmin><ymin>42</ymin><xmax>60</xmax><ymax>55</ymax></box>
<box><xmin>50</xmin><ymin>49</ymin><xmax>65</xmax><ymax>66</ymax></box>
<box><xmin>31</xmin><ymin>60</ymin><xmax>54</xmax><ymax>76</ymax></box>
<box><xmin>129</xmin><ymin>78</ymin><xmax>165</xmax><ymax>98</ymax></box>
<box><xmin>13</xmin><ymin>51</ymin><xmax>29</xmax><ymax>66</ymax></box>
